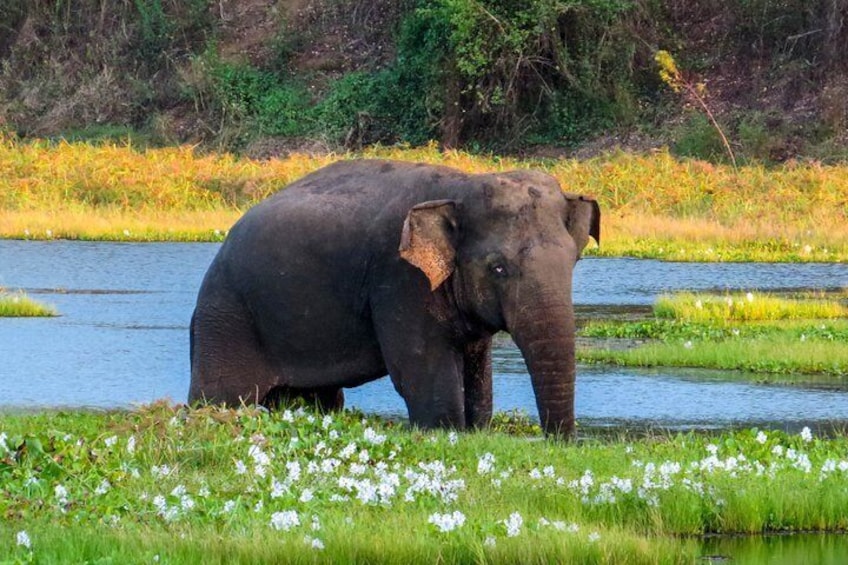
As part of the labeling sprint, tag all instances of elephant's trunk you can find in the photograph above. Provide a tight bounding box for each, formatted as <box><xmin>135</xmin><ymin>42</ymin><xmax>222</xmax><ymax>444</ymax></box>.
<box><xmin>506</xmin><ymin>257</ymin><xmax>577</xmax><ymax>437</ymax></box>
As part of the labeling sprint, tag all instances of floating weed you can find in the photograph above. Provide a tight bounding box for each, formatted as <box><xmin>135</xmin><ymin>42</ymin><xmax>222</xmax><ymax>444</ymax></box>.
<box><xmin>1</xmin><ymin>406</ymin><xmax>848</xmax><ymax>562</ymax></box>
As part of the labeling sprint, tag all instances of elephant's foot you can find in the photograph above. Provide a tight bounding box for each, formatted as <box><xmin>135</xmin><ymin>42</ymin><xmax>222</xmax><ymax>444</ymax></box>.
<box><xmin>263</xmin><ymin>386</ymin><xmax>345</xmax><ymax>413</ymax></box>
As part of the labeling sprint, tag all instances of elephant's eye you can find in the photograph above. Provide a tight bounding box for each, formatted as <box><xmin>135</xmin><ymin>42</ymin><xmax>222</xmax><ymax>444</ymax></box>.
<box><xmin>490</xmin><ymin>263</ymin><xmax>508</xmax><ymax>277</ymax></box>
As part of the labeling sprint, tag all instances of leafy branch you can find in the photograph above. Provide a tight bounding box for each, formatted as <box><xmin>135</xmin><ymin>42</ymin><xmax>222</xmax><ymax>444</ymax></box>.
<box><xmin>656</xmin><ymin>50</ymin><xmax>737</xmax><ymax>168</ymax></box>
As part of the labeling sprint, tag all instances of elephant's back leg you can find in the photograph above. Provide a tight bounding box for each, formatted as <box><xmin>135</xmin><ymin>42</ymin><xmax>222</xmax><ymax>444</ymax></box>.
<box><xmin>189</xmin><ymin>292</ymin><xmax>278</xmax><ymax>407</ymax></box>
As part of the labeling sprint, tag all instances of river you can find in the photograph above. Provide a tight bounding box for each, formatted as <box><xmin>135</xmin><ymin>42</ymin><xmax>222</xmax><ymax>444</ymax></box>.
<box><xmin>1</xmin><ymin>240</ymin><xmax>846</xmax><ymax>431</ymax></box>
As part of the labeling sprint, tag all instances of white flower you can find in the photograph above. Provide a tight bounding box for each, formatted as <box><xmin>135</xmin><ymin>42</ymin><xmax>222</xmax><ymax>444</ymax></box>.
<box><xmin>104</xmin><ymin>435</ymin><xmax>118</xmax><ymax>448</ymax></box>
<box><xmin>477</xmin><ymin>453</ymin><xmax>495</xmax><ymax>475</ymax></box>
<box><xmin>270</xmin><ymin>478</ymin><xmax>287</xmax><ymax>499</ymax></box>
<box><xmin>772</xmin><ymin>445</ymin><xmax>784</xmax><ymax>456</ymax></box>
<box><xmin>16</xmin><ymin>530</ymin><xmax>31</xmax><ymax>549</ymax></box>
<box><xmin>304</xmin><ymin>536</ymin><xmax>324</xmax><ymax>550</ymax></box>
<box><xmin>311</xmin><ymin>515</ymin><xmax>321</xmax><ymax>531</ymax></box>
<box><xmin>363</xmin><ymin>428</ymin><xmax>386</xmax><ymax>446</ymax></box>
<box><xmin>234</xmin><ymin>460</ymin><xmax>247</xmax><ymax>475</ymax></box>
<box><xmin>683</xmin><ymin>340</ymin><xmax>694</xmax><ymax>349</ymax></box>
<box><xmin>588</xmin><ymin>531</ymin><xmax>601</xmax><ymax>543</ymax></box>
<box><xmin>428</xmin><ymin>511</ymin><xmax>466</xmax><ymax>533</ymax></box>
<box><xmin>126</xmin><ymin>436</ymin><xmax>136</xmax><ymax>454</ymax></box>
<box><xmin>800</xmin><ymin>426</ymin><xmax>813</xmax><ymax>443</ymax></box>
<box><xmin>746</xmin><ymin>292</ymin><xmax>754</xmax><ymax>302</ymax></box>
<box><xmin>286</xmin><ymin>460</ymin><xmax>302</xmax><ymax>482</ymax></box>
<box><xmin>54</xmin><ymin>484</ymin><xmax>69</xmax><ymax>503</ymax></box>
<box><xmin>270</xmin><ymin>510</ymin><xmax>300</xmax><ymax>531</ymax></box>
<box><xmin>222</xmin><ymin>500</ymin><xmax>236</xmax><ymax>513</ymax></box>
<box><xmin>756</xmin><ymin>431</ymin><xmax>768</xmax><ymax>444</ymax></box>
<box><xmin>95</xmin><ymin>479</ymin><xmax>111</xmax><ymax>495</ymax></box>
<box><xmin>322</xmin><ymin>415</ymin><xmax>333</xmax><ymax>429</ymax></box>
<box><xmin>695</xmin><ymin>299</ymin><xmax>703</xmax><ymax>310</ymax></box>
<box><xmin>484</xmin><ymin>536</ymin><xmax>496</xmax><ymax>547</ymax></box>
<box><xmin>448</xmin><ymin>431</ymin><xmax>458</xmax><ymax>445</ymax></box>
<box><xmin>180</xmin><ymin>495</ymin><xmax>195</xmax><ymax>511</ymax></box>
<box><xmin>151</xmin><ymin>464</ymin><xmax>172</xmax><ymax>478</ymax></box>
<box><xmin>299</xmin><ymin>488</ymin><xmax>314</xmax><ymax>503</ymax></box>
<box><xmin>503</xmin><ymin>512</ymin><xmax>523</xmax><ymax>537</ymax></box>
<box><xmin>706</xmin><ymin>444</ymin><xmax>719</xmax><ymax>455</ymax></box>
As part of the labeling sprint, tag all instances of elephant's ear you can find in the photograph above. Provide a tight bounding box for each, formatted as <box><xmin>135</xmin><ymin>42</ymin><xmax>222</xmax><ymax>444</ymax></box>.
<box><xmin>399</xmin><ymin>199</ymin><xmax>458</xmax><ymax>291</ymax></box>
<box><xmin>563</xmin><ymin>193</ymin><xmax>601</xmax><ymax>255</ymax></box>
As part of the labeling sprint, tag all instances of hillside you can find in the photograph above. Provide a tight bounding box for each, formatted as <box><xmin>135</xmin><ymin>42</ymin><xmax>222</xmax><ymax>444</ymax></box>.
<box><xmin>0</xmin><ymin>0</ymin><xmax>845</xmax><ymax>161</ymax></box>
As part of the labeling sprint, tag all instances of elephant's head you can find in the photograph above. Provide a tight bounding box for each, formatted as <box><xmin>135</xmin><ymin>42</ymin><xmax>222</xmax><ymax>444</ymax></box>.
<box><xmin>399</xmin><ymin>171</ymin><xmax>600</xmax><ymax>436</ymax></box>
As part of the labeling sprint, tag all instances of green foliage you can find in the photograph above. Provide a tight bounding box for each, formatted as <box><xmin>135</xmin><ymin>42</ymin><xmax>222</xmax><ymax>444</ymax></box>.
<box><xmin>672</xmin><ymin>114</ymin><xmax>728</xmax><ymax>161</ymax></box>
<box><xmin>390</xmin><ymin>0</ymin><xmax>643</xmax><ymax>146</ymax></box>
<box><xmin>211</xmin><ymin>63</ymin><xmax>312</xmax><ymax>138</ymax></box>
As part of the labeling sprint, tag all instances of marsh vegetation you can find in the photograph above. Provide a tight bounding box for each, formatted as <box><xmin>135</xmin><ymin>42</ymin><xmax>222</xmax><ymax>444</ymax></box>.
<box><xmin>3</xmin><ymin>404</ymin><xmax>848</xmax><ymax>563</ymax></box>
<box><xmin>580</xmin><ymin>292</ymin><xmax>848</xmax><ymax>379</ymax></box>
<box><xmin>1</xmin><ymin>140</ymin><xmax>846</xmax><ymax>262</ymax></box>
<box><xmin>0</xmin><ymin>290</ymin><xmax>56</xmax><ymax>317</ymax></box>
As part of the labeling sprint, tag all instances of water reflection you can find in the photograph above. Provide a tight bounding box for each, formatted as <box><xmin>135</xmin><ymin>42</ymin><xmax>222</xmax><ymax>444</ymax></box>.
<box><xmin>1</xmin><ymin>241</ymin><xmax>846</xmax><ymax>430</ymax></box>
<box><xmin>699</xmin><ymin>533</ymin><xmax>848</xmax><ymax>565</ymax></box>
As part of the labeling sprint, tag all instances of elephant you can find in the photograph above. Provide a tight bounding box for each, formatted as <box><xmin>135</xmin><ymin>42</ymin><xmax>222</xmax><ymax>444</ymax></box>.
<box><xmin>189</xmin><ymin>159</ymin><xmax>600</xmax><ymax>436</ymax></box>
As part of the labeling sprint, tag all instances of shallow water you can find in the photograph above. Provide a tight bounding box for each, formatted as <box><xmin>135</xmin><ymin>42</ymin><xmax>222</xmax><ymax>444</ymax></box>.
<box><xmin>698</xmin><ymin>532</ymin><xmax>848</xmax><ymax>564</ymax></box>
<box><xmin>1</xmin><ymin>241</ymin><xmax>846</xmax><ymax>430</ymax></box>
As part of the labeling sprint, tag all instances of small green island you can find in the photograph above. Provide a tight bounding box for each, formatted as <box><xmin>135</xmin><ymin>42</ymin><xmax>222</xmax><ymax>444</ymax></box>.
<box><xmin>0</xmin><ymin>291</ymin><xmax>57</xmax><ymax>317</ymax></box>
<box><xmin>579</xmin><ymin>291</ymin><xmax>848</xmax><ymax>381</ymax></box>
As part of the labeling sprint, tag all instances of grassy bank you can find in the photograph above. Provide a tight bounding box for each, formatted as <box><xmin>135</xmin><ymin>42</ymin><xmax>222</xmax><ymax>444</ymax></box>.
<box><xmin>2</xmin><ymin>403</ymin><xmax>848</xmax><ymax>563</ymax></box>
<box><xmin>2</xmin><ymin>139</ymin><xmax>847</xmax><ymax>262</ymax></box>
<box><xmin>580</xmin><ymin>292</ymin><xmax>848</xmax><ymax>379</ymax></box>
<box><xmin>0</xmin><ymin>291</ymin><xmax>56</xmax><ymax>317</ymax></box>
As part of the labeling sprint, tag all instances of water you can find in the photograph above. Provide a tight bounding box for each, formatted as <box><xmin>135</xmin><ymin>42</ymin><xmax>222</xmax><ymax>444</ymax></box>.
<box><xmin>1</xmin><ymin>241</ymin><xmax>847</xmax><ymax>430</ymax></box>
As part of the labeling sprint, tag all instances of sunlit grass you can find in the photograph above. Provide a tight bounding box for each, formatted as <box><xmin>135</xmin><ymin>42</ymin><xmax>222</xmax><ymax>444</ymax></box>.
<box><xmin>581</xmin><ymin>335</ymin><xmax>848</xmax><ymax>376</ymax></box>
<box><xmin>2</xmin><ymin>404</ymin><xmax>848</xmax><ymax>563</ymax></box>
<box><xmin>1</xmin><ymin>138</ymin><xmax>847</xmax><ymax>260</ymax></box>
<box><xmin>579</xmin><ymin>291</ymin><xmax>848</xmax><ymax>378</ymax></box>
<box><xmin>655</xmin><ymin>292</ymin><xmax>848</xmax><ymax>322</ymax></box>
<box><xmin>0</xmin><ymin>291</ymin><xmax>56</xmax><ymax>317</ymax></box>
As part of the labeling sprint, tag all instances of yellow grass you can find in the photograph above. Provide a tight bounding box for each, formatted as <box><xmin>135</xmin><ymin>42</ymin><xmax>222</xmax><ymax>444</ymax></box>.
<box><xmin>2</xmin><ymin>138</ymin><xmax>846</xmax><ymax>260</ymax></box>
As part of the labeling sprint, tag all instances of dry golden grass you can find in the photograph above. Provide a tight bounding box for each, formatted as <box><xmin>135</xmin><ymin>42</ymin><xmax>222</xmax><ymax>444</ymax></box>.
<box><xmin>2</xmin><ymin>138</ymin><xmax>846</xmax><ymax>260</ymax></box>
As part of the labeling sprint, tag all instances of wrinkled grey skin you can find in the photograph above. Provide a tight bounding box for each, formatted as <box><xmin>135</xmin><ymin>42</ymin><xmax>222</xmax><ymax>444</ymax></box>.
<box><xmin>189</xmin><ymin>159</ymin><xmax>600</xmax><ymax>436</ymax></box>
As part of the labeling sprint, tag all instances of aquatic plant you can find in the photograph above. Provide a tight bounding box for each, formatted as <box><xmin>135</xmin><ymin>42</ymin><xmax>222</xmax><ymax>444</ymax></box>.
<box><xmin>0</xmin><ymin>291</ymin><xmax>56</xmax><ymax>317</ymax></box>
<box><xmin>580</xmin><ymin>291</ymin><xmax>848</xmax><ymax>377</ymax></box>
<box><xmin>655</xmin><ymin>292</ymin><xmax>847</xmax><ymax>322</ymax></box>
<box><xmin>1</xmin><ymin>404</ymin><xmax>847</xmax><ymax>562</ymax></box>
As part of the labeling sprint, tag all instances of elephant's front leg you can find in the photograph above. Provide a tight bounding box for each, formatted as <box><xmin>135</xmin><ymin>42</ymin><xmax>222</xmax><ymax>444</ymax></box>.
<box><xmin>463</xmin><ymin>337</ymin><xmax>493</xmax><ymax>429</ymax></box>
<box><xmin>377</xmin><ymin>326</ymin><xmax>466</xmax><ymax>429</ymax></box>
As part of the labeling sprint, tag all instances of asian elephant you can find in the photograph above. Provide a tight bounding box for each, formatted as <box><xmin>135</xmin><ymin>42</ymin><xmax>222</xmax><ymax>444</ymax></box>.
<box><xmin>189</xmin><ymin>159</ymin><xmax>600</xmax><ymax>436</ymax></box>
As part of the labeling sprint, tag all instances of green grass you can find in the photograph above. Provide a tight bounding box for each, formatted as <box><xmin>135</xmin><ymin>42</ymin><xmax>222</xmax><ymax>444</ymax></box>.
<box><xmin>655</xmin><ymin>292</ymin><xmax>847</xmax><ymax>322</ymax></box>
<box><xmin>2</xmin><ymin>404</ymin><xmax>848</xmax><ymax>563</ymax></box>
<box><xmin>579</xmin><ymin>292</ymin><xmax>848</xmax><ymax>378</ymax></box>
<box><xmin>0</xmin><ymin>291</ymin><xmax>56</xmax><ymax>317</ymax></box>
